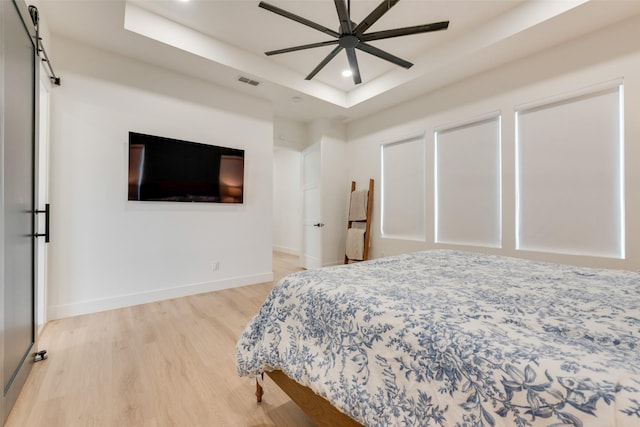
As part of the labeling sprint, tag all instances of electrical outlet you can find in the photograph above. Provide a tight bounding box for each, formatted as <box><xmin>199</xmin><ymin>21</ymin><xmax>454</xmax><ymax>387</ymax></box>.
<box><xmin>213</xmin><ymin>261</ymin><xmax>220</xmax><ymax>272</ymax></box>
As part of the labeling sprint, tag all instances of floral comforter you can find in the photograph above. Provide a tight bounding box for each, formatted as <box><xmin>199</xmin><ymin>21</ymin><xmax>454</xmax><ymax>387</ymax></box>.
<box><xmin>236</xmin><ymin>250</ymin><xmax>640</xmax><ymax>426</ymax></box>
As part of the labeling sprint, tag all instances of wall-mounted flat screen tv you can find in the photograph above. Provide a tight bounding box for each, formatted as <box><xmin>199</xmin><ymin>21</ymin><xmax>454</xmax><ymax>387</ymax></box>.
<box><xmin>128</xmin><ymin>132</ymin><xmax>244</xmax><ymax>203</ymax></box>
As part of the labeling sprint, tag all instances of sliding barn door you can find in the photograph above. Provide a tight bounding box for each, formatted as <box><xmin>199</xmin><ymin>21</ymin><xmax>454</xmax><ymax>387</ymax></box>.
<box><xmin>1</xmin><ymin>0</ymin><xmax>38</xmax><ymax>423</ymax></box>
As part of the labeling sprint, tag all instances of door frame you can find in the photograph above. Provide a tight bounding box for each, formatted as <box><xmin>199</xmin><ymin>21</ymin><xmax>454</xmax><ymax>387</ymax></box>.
<box><xmin>36</xmin><ymin>65</ymin><xmax>51</xmax><ymax>332</ymax></box>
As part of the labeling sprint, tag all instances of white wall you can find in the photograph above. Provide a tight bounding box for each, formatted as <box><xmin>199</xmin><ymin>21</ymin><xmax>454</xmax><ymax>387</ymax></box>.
<box><xmin>273</xmin><ymin>115</ymin><xmax>308</xmax><ymax>151</ymax></box>
<box><xmin>47</xmin><ymin>38</ymin><xmax>274</xmax><ymax>319</ymax></box>
<box><xmin>347</xmin><ymin>14</ymin><xmax>640</xmax><ymax>270</ymax></box>
<box><xmin>273</xmin><ymin>147</ymin><xmax>301</xmax><ymax>255</ymax></box>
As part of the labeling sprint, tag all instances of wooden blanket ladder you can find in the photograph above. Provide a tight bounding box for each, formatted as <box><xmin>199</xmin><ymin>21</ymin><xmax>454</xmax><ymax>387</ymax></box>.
<box><xmin>344</xmin><ymin>179</ymin><xmax>373</xmax><ymax>264</ymax></box>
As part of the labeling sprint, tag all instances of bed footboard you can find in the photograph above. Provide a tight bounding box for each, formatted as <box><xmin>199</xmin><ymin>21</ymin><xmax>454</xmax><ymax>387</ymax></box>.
<box><xmin>257</xmin><ymin>370</ymin><xmax>364</xmax><ymax>427</ymax></box>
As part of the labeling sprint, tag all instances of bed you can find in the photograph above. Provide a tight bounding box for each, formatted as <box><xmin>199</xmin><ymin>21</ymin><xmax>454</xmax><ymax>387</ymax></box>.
<box><xmin>236</xmin><ymin>250</ymin><xmax>640</xmax><ymax>426</ymax></box>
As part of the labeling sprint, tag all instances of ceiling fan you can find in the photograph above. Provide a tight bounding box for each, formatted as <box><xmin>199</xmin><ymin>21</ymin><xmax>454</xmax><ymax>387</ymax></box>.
<box><xmin>258</xmin><ymin>0</ymin><xmax>449</xmax><ymax>85</ymax></box>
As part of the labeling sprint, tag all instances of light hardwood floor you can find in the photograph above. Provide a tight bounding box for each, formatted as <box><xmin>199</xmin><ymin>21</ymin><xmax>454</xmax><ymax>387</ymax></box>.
<box><xmin>5</xmin><ymin>252</ymin><xmax>315</xmax><ymax>427</ymax></box>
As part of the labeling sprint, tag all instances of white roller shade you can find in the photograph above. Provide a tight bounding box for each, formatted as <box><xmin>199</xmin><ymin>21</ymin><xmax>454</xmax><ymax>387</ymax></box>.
<box><xmin>516</xmin><ymin>84</ymin><xmax>624</xmax><ymax>258</ymax></box>
<box><xmin>435</xmin><ymin>116</ymin><xmax>502</xmax><ymax>247</ymax></box>
<box><xmin>381</xmin><ymin>136</ymin><xmax>425</xmax><ymax>241</ymax></box>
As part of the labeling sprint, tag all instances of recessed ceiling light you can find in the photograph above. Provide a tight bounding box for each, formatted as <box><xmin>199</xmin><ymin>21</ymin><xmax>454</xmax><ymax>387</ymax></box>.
<box><xmin>342</xmin><ymin>69</ymin><xmax>353</xmax><ymax>78</ymax></box>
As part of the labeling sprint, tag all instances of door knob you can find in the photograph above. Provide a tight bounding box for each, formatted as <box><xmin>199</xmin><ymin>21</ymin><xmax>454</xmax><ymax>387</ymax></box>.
<box><xmin>313</xmin><ymin>223</ymin><xmax>325</xmax><ymax>228</ymax></box>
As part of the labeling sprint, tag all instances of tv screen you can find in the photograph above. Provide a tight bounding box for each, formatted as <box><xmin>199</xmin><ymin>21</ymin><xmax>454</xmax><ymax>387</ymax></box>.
<box><xmin>128</xmin><ymin>132</ymin><xmax>244</xmax><ymax>203</ymax></box>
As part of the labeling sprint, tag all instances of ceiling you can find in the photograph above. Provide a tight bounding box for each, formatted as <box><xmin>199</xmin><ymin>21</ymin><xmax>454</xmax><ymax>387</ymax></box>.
<box><xmin>37</xmin><ymin>0</ymin><xmax>640</xmax><ymax>123</ymax></box>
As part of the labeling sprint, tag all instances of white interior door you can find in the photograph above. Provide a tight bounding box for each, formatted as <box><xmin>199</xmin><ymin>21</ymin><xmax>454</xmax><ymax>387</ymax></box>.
<box><xmin>301</xmin><ymin>143</ymin><xmax>322</xmax><ymax>269</ymax></box>
<box><xmin>319</xmin><ymin>137</ymin><xmax>348</xmax><ymax>266</ymax></box>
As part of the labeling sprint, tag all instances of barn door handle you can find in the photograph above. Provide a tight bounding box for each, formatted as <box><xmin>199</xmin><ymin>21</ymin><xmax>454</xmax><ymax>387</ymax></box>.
<box><xmin>313</xmin><ymin>223</ymin><xmax>324</xmax><ymax>228</ymax></box>
<box><xmin>35</xmin><ymin>203</ymin><xmax>50</xmax><ymax>243</ymax></box>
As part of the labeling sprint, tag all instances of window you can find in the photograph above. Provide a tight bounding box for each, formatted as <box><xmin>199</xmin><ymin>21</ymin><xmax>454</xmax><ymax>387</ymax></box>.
<box><xmin>381</xmin><ymin>136</ymin><xmax>425</xmax><ymax>241</ymax></box>
<box><xmin>435</xmin><ymin>116</ymin><xmax>501</xmax><ymax>247</ymax></box>
<box><xmin>516</xmin><ymin>83</ymin><xmax>624</xmax><ymax>258</ymax></box>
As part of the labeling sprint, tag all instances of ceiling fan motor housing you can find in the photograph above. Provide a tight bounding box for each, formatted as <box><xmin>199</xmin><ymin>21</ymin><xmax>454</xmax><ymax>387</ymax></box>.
<box><xmin>339</xmin><ymin>35</ymin><xmax>359</xmax><ymax>49</ymax></box>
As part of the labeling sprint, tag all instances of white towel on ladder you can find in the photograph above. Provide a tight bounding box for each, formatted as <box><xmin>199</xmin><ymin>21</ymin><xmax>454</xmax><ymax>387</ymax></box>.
<box><xmin>349</xmin><ymin>190</ymin><xmax>368</xmax><ymax>221</ymax></box>
<box><xmin>346</xmin><ymin>228</ymin><xmax>366</xmax><ymax>261</ymax></box>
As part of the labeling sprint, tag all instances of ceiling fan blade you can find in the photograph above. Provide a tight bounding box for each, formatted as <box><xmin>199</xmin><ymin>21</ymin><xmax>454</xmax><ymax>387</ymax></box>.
<box><xmin>356</xmin><ymin>42</ymin><xmax>412</xmax><ymax>69</ymax></box>
<box><xmin>354</xmin><ymin>0</ymin><xmax>400</xmax><ymax>36</ymax></box>
<box><xmin>345</xmin><ymin>47</ymin><xmax>362</xmax><ymax>84</ymax></box>
<box><xmin>259</xmin><ymin>1</ymin><xmax>340</xmax><ymax>38</ymax></box>
<box><xmin>306</xmin><ymin>45</ymin><xmax>343</xmax><ymax>80</ymax></box>
<box><xmin>266</xmin><ymin>40</ymin><xmax>339</xmax><ymax>56</ymax></box>
<box><xmin>334</xmin><ymin>0</ymin><xmax>352</xmax><ymax>34</ymax></box>
<box><xmin>362</xmin><ymin>21</ymin><xmax>449</xmax><ymax>42</ymax></box>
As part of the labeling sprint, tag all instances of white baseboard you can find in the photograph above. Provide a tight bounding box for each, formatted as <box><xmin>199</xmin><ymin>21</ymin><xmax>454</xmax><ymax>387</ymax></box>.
<box><xmin>272</xmin><ymin>245</ymin><xmax>300</xmax><ymax>256</ymax></box>
<box><xmin>47</xmin><ymin>272</ymin><xmax>273</xmax><ymax>320</ymax></box>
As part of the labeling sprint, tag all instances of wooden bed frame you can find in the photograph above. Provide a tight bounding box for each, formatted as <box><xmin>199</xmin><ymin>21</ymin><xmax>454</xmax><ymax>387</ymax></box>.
<box><xmin>256</xmin><ymin>370</ymin><xmax>364</xmax><ymax>427</ymax></box>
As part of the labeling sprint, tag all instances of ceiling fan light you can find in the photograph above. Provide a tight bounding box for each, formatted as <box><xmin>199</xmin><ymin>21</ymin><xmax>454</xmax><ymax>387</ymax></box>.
<box><xmin>342</xmin><ymin>69</ymin><xmax>353</xmax><ymax>77</ymax></box>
